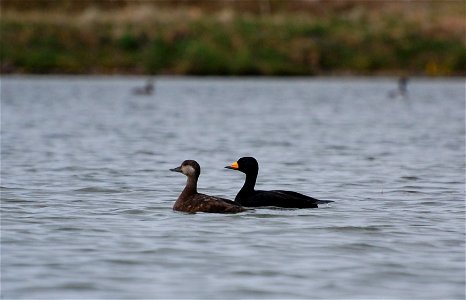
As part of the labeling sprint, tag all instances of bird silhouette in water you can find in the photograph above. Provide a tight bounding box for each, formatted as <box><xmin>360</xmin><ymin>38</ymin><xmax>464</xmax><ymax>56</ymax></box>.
<box><xmin>170</xmin><ymin>160</ymin><xmax>246</xmax><ymax>214</ymax></box>
<box><xmin>388</xmin><ymin>76</ymin><xmax>408</xmax><ymax>99</ymax></box>
<box><xmin>132</xmin><ymin>78</ymin><xmax>154</xmax><ymax>96</ymax></box>
<box><xmin>225</xmin><ymin>157</ymin><xmax>333</xmax><ymax>208</ymax></box>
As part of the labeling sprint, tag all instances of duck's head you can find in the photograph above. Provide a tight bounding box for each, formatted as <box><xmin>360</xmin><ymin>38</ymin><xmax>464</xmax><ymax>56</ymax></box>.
<box><xmin>225</xmin><ymin>157</ymin><xmax>258</xmax><ymax>174</ymax></box>
<box><xmin>170</xmin><ymin>160</ymin><xmax>201</xmax><ymax>178</ymax></box>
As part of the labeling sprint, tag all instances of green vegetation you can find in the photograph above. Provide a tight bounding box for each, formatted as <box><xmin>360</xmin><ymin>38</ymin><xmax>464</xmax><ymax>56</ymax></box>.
<box><xmin>1</xmin><ymin>1</ymin><xmax>464</xmax><ymax>75</ymax></box>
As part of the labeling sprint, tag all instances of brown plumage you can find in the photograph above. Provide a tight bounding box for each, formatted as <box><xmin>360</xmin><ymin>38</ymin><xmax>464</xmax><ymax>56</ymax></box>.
<box><xmin>170</xmin><ymin>160</ymin><xmax>246</xmax><ymax>214</ymax></box>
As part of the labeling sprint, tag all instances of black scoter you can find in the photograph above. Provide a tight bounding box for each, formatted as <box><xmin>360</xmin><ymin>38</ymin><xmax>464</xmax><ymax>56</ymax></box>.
<box><xmin>225</xmin><ymin>157</ymin><xmax>333</xmax><ymax>208</ymax></box>
<box><xmin>170</xmin><ymin>160</ymin><xmax>246</xmax><ymax>213</ymax></box>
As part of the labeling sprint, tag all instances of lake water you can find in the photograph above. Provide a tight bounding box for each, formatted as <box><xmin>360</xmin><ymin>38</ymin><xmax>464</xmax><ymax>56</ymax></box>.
<box><xmin>1</xmin><ymin>76</ymin><xmax>464</xmax><ymax>299</ymax></box>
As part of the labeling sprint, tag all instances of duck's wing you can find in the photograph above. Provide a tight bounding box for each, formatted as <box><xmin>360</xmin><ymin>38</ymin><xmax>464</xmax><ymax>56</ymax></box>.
<box><xmin>193</xmin><ymin>194</ymin><xmax>246</xmax><ymax>213</ymax></box>
<box><xmin>238</xmin><ymin>190</ymin><xmax>314</xmax><ymax>208</ymax></box>
<box><xmin>272</xmin><ymin>190</ymin><xmax>334</xmax><ymax>204</ymax></box>
<box><xmin>239</xmin><ymin>190</ymin><xmax>331</xmax><ymax>208</ymax></box>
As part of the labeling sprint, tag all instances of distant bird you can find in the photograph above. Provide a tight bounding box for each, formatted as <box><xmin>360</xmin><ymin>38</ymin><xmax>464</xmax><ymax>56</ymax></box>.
<box><xmin>225</xmin><ymin>157</ymin><xmax>333</xmax><ymax>208</ymax></box>
<box><xmin>388</xmin><ymin>76</ymin><xmax>408</xmax><ymax>99</ymax></box>
<box><xmin>170</xmin><ymin>160</ymin><xmax>246</xmax><ymax>214</ymax></box>
<box><xmin>132</xmin><ymin>78</ymin><xmax>154</xmax><ymax>96</ymax></box>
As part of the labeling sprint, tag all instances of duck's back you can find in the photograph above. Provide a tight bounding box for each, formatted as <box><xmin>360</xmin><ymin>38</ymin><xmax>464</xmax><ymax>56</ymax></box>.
<box><xmin>236</xmin><ymin>190</ymin><xmax>332</xmax><ymax>208</ymax></box>
<box><xmin>174</xmin><ymin>193</ymin><xmax>246</xmax><ymax>213</ymax></box>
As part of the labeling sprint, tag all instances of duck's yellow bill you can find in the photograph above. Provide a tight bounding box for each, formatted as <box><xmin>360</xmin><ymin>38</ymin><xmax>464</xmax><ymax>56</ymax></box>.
<box><xmin>230</xmin><ymin>162</ymin><xmax>239</xmax><ymax>169</ymax></box>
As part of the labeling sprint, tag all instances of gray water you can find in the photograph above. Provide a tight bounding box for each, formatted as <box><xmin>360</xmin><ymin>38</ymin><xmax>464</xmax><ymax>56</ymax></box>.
<box><xmin>1</xmin><ymin>76</ymin><xmax>464</xmax><ymax>299</ymax></box>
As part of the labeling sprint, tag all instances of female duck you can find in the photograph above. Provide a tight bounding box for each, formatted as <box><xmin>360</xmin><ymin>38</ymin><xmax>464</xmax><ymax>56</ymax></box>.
<box><xmin>225</xmin><ymin>157</ymin><xmax>333</xmax><ymax>208</ymax></box>
<box><xmin>170</xmin><ymin>160</ymin><xmax>246</xmax><ymax>213</ymax></box>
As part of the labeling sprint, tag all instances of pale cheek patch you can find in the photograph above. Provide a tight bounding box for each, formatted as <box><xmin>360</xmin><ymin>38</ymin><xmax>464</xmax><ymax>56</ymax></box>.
<box><xmin>182</xmin><ymin>165</ymin><xmax>196</xmax><ymax>176</ymax></box>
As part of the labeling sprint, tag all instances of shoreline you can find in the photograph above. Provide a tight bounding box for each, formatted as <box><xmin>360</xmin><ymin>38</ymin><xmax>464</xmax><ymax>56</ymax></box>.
<box><xmin>1</xmin><ymin>2</ymin><xmax>464</xmax><ymax>76</ymax></box>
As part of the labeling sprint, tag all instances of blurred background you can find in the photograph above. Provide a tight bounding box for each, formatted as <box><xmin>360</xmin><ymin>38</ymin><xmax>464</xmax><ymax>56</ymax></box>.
<box><xmin>2</xmin><ymin>1</ymin><xmax>465</xmax><ymax>299</ymax></box>
<box><xmin>1</xmin><ymin>0</ymin><xmax>464</xmax><ymax>76</ymax></box>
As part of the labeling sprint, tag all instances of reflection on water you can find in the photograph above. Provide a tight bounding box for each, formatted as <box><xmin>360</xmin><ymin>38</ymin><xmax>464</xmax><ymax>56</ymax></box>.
<box><xmin>1</xmin><ymin>77</ymin><xmax>464</xmax><ymax>299</ymax></box>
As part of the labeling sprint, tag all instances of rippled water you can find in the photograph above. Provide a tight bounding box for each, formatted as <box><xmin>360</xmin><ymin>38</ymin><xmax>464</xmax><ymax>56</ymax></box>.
<box><xmin>1</xmin><ymin>76</ymin><xmax>464</xmax><ymax>299</ymax></box>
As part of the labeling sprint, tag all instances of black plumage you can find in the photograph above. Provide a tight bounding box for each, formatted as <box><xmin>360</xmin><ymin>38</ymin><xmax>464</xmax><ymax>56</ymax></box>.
<box><xmin>225</xmin><ymin>157</ymin><xmax>333</xmax><ymax>208</ymax></box>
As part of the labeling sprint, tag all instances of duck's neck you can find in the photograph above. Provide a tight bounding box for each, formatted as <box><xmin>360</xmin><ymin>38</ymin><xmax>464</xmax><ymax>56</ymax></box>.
<box><xmin>181</xmin><ymin>175</ymin><xmax>198</xmax><ymax>196</ymax></box>
<box><xmin>238</xmin><ymin>171</ymin><xmax>257</xmax><ymax>196</ymax></box>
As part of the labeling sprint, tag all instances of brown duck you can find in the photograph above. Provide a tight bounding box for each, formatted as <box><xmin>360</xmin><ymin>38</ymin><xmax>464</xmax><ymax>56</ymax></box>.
<box><xmin>170</xmin><ymin>160</ymin><xmax>246</xmax><ymax>214</ymax></box>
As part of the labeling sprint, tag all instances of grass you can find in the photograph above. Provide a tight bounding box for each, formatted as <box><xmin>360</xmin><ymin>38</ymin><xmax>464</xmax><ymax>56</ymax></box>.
<box><xmin>1</xmin><ymin>1</ymin><xmax>464</xmax><ymax>75</ymax></box>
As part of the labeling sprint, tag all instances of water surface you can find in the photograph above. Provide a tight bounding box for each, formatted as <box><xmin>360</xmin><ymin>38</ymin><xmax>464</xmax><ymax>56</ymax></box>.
<box><xmin>1</xmin><ymin>76</ymin><xmax>464</xmax><ymax>299</ymax></box>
